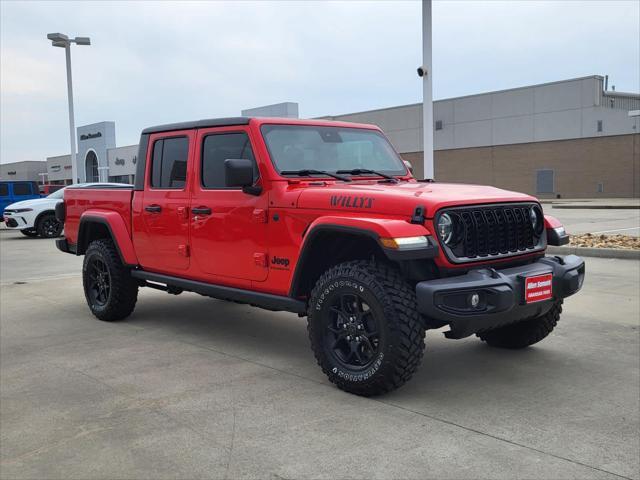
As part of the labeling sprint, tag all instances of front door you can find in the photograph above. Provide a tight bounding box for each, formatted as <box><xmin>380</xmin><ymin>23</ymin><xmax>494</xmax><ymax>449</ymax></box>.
<box><xmin>190</xmin><ymin>126</ymin><xmax>268</xmax><ymax>282</ymax></box>
<box><xmin>135</xmin><ymin>130</ymin><xmax>194</xmax><ymax>273</ymax></box>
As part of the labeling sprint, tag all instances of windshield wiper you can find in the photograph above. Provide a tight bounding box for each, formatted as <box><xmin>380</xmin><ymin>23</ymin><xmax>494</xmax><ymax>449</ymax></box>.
<box><xmin>336</xmin><ymin>168</ymin><xmax>399</xmax><ymax>183</ymax></box>
<box><xmin>281</xmin><ymin>169</ymin><xmax>352</xmax><ymax>182</ymax></box>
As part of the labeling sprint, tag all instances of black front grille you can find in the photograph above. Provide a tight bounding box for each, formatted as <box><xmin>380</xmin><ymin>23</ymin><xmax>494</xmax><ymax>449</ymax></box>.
<box><xmin>439</xmin><ymin>203</ymin><xmax>544</xmax><ymax>263</ymax></box>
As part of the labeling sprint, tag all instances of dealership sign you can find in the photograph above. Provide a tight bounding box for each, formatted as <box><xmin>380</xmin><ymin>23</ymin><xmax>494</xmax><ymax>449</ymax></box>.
<box><xmin>80</xmin><ymin>132</ymin><xmax>102</xmax><ymax>141</ymax></box>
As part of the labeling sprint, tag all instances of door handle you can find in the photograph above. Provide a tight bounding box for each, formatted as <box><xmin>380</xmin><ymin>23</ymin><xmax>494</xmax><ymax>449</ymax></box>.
<box><xmin>191</xmin><ymin>206</ymin><xmax>212</xmax><ymax>215</ymax></box>
<box><xmin>145</xmin><ymin>204</ymin><xmax>162</xmax><ymax>213</ymax></box>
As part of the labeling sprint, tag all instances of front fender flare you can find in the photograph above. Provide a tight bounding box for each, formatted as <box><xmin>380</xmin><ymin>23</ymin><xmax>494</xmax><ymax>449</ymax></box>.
<box><xmin>289</xmin><ymin>216</ymin><xmax>437</xmax><ymax>297</ymax></box>
<box><xmin>78</xmin><ymin>210</ymin><xmax>138</xmax><ymax>266</ymax></box>
<box><xmin>305</xmin><ymin>216</ymin><xmax>433</xmax><ymax>240</ymax></box>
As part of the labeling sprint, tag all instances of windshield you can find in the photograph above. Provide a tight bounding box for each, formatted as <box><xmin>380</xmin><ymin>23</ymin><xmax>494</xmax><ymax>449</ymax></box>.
<box><xmin>261</xmin><ymin>125</ymin><xmax>407</xmax><ymax>176</ymax></box>
<box><xmin>47</xmin><ymin>189</ymin><xmax>65</xmax><ymax>199</ymax></box>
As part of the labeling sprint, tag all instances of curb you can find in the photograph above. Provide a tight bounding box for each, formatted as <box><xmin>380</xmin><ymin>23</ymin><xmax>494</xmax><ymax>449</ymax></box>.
<box><xmin>550</xmin><ymin>205</ymin><xmax>639</xmax><ymax>210</ymax></box>
<box><xmin>546</xmin><ymin>245</ymin><xmax>640</xmax><ymax>260</ymax></box>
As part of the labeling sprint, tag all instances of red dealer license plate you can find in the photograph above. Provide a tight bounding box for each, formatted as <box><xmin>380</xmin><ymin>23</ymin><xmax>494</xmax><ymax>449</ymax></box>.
<box><xmin>525</xmin><ymin>273</ymin><xmax>553</xmax><ymax>303</ymax></box>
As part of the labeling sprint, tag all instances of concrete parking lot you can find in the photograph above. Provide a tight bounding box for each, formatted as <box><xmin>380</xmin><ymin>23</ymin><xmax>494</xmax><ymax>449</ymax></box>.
<box><xmin>1</xmin><ymin>229</ymin><xmax>639</xmax><ymax>480</ymax></box>
<box><xmin>548</xmin><ymin>202</ymin><xmax>640</xmax><ymax>237</ymax></box>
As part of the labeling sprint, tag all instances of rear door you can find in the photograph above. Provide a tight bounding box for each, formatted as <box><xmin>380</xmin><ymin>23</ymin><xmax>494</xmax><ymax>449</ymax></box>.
<box><xmin>134</xmin><ymin>130</ymin><xmax>194</xmax><ymax>273</ymax></box>
<box><xmin>190</xmin><ymin>126</ymin><xmax>268</xmax><ymax>282</ymax></box>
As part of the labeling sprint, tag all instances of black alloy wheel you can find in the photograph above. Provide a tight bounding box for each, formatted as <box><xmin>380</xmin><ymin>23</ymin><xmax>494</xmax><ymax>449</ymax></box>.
<box><xmin>323</xmin><ymin>292</ymin><xmax>382</xmax><ymax>370</ymax></box>
<box><xmin>86</xmin><ymin>257</ymin><xmax>111</xmax><ymax>307</ymax></box>
<box><xmin>307</xmin><ymin>260</ymin><xmax>426</xmax><ymax>396</ymax></box>
<box><xmin>37</xmin><ymin>215</ymin><xmax>62</xmax><ymax>238</ymax></box>
<box><xmin>82</xmin><ymin>239</ymin><xmax>138</xmax><ymax>321</ymax></box>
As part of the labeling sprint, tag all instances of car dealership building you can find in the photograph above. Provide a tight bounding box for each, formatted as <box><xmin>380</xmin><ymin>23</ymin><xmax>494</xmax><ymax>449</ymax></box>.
<box><xmin>1</xmin><ymin>75</ymin><xmax>638</xmax><ymax>197</ymax></box>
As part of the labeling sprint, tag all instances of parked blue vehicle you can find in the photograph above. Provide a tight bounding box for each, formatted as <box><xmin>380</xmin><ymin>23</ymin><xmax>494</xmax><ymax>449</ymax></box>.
<box><xmin>0</xmin><ymin>181</ymin><xmax>41</xmax><ymax>220</ymax></box>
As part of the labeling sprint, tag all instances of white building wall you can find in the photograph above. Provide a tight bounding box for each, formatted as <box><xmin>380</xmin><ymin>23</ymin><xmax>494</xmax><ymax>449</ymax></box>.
<box><xmin>321</xmin><ymin>76</ymin><xmax>639</xmax><ymax>153</ymax></box>
<box><xmin>46</xmin><ymin>155</ymin><xmax>72</xmax><ymax>183</ymax></box>
<box><xmin>0</xmin><ymin>161</ymin><xmax>47</xmax><ymax>183</ymax></box>
<box><xmin>107</xmin><ymin>145</ymin><xmax>138</xmax><ymax>178</ymax></box>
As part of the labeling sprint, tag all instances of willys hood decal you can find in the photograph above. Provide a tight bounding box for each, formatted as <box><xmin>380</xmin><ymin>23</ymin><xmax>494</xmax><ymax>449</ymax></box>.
<box><xmin>296</xmin><ymin>181</ymin><xmax>537</xmax><ymax>218</ymax></box>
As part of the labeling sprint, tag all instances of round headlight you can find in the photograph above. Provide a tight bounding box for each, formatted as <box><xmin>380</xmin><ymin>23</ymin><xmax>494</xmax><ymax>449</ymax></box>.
<box><xmin>437</xmin><ymin>213</ymin><xmax>454</xmax><ymax>245</ymax></box>
<box><xmin>530</xmin><ymin>206</ymin><xmax>544</xmax><ymax>235</ymax></box>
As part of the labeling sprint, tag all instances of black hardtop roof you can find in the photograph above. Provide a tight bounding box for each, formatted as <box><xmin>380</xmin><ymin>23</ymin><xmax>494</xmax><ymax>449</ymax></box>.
<box><xmin>141</xmin><ymin>117</ymin><xmax>250</xmax><ymax>135</ymax></box>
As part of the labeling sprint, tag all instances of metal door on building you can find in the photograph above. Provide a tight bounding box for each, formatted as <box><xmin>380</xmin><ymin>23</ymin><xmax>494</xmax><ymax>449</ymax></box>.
<box><xmin>536</xmin><ymin>169</ymin><xmax>554</xmax><ymax>194</ymax></box>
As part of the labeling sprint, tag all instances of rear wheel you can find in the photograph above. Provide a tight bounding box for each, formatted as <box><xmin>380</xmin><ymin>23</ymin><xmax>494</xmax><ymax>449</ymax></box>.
<box><xmin>478</xmin><ymin>301</ymin><xmax>563</xmax><ymax>349</ymax></box>
<box><xmin>20</xmin><ymin>229</ymin><xmax>38</xmax><ymax>237</ymax></box>
<box><xmin>83</xmin><ymin>239</ymin><xmax>138</xmax><ymax>321</ymax></box>
<box><xmin>307</xmin><ymin>260</ymin><xmax>426</xmax><ymax>396</ymax></box>
<box><xmin>36</xmin><ymin>213</ymin><xmax>62</xmax><ymax>238</ymax></box>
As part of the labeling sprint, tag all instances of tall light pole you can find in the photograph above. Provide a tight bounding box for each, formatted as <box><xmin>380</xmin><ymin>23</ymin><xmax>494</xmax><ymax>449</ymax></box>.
<box><xmin>420</xmin><ymin>0</ymin><xmax>434</xmax><ymax>180</ymax></box>
<box><xmin>47</xmin><ymin>33</ymin><xmax>90</xmax><ymax>185</ymax></box>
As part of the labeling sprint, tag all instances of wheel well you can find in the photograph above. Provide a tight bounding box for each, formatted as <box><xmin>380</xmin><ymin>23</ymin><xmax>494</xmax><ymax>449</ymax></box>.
<box><xmin>290</xmin><ymin>230</ymin><xmax>387</xmax><ymax>299</ymax></box>
<box><xmin>77</xmin><ymin>220</ymin><xmax>113</xmax><ymax>255</ymax></box>
<box><xmin>34</xmin><ymin>210</ymin><xmax>56</xmax><ymax>227</ymax></box>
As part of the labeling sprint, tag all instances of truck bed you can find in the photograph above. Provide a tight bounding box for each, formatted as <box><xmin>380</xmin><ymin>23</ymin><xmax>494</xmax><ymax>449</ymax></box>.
<box><xmin>64</xmin><ymin>186</ymin><xmax>134</xmax><ymax>246</ymax></box>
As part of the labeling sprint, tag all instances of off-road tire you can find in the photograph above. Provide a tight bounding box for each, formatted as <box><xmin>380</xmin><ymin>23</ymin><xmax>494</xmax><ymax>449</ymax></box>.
<box><xmin>20</xmin><ymin>229</ymin><xmax>38</xmax><ymax>237</ymax></box>
<box><xmin>83</xmin><ymin>239</ymin><xmax>138</xmax><ymax>321</ymax></box>
<box><xmin>307</xmin><ymin>260</ymin><xmax>425</xmax><ymax>396</ymax></box>
<box><xmin>477</xmin><ymin>300</ymin><xmax>563</xmax><ymax>349</ymax></box>
<box><xmin>36</xmin><ymin>213</ymin><xmax>62</xmax><ymax>238</ymax></box>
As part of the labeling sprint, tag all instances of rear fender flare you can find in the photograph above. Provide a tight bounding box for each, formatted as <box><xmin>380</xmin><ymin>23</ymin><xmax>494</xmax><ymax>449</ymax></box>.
<box><xmin>78</xmin><ymin>210</ymin><xmax>138</xmax><ymax>266</ymax></box>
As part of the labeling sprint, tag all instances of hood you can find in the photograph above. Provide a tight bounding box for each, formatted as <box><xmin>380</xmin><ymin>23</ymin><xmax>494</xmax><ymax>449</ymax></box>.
<box><xmin>5</xmin><ymin>197</ymin><xmax>59</xmax><ymax>210</ymax></box>
<box><xmin>296</xmin><ymin>181</ymin><xmax>537</xmax><ymax>218</ymax></box>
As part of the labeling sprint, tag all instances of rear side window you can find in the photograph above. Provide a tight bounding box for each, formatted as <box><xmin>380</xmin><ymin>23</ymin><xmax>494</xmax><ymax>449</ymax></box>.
<box><xmin>150</xmin><ymin>137</ymin><xmax>189</xmax><ymax>189</ymax></box>
<box><xmin>13</xmin><ymin>183</ymin><xmax>32</xmax><ymax>195</ymax></box>
<box><xmin>201</xmin><ymin>132</ymin><xmax>256</xmax><ymax>189</ymax></box>
<box><xmin>0</xmin><ymin>184</ymin><xmax>8</xmax><ymax>196</ymax></box>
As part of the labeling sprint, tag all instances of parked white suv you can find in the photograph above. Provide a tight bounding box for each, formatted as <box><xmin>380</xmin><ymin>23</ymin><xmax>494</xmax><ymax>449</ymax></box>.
<box><xmin>3</xmin><ymin>183</ymin><xmax>131</xmax><ymax>238</ymax></box>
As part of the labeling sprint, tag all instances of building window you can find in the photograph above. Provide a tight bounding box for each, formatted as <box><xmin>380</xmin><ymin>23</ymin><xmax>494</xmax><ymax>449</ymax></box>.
<box><xmin>0</xmin><ymin>184</ymin><xmax>9</xmax><ymax>196</ymax></box>
<box><xmin>597</xmin><ymin>182</ymin><xmax>604</xmax><ymax>193</ymax></box>
<box><xmin>201</xmin><ymin>132</ymin><xmax>256</xmax><ymax>189</ymax></box>
<box><xmin>435</xmin><ymin>120</ymin><xmax>443</xmax><ymax>131</ymax></box>
<box><xmin>597</xmin><ymin>120</ymin><xmax>603</xmax><ymax>132</ymax></box>
<box><xmin>85</xmin><ymin>151</ymin><xmax>99</xmax><ymax>182</ymax></box>
<box><xmin>150</xmin><ymin>137</ymin><xmax>189</xmax><ymax>189</ymax></box>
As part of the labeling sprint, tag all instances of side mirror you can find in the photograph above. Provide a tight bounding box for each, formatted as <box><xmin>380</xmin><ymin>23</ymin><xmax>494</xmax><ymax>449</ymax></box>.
<box><xmin>224</xmin><ymin>159</ymin><xmax>261</xmax><ymax>195</ymax></box>
<box><xmin>403</xmin><ymin>160</ymin><xmax>414</xmax><ymax>175</ymax></box>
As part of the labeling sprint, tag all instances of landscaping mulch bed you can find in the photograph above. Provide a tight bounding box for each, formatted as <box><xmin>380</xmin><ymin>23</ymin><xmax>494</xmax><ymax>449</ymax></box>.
<box><xmin>569</xmin><ymin>234</ymin><xmax>640</xmax><ymax>250</ymax></box>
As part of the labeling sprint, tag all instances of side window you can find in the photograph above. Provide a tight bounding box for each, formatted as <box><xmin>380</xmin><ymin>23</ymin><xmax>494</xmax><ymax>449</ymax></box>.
<box><xmin>150</xmin><ymin>136</ymin><xmax>189</xmax><ymax>189</ymax></box>
<box><xmin>0</xmin><ymin>184</ymin><xmax>8</xmax><ymax>196</ymax></box>
<box><xmin>13</xmin><ymin>183</ymin><xmax>32</xmax><ymax>195</ymax></box>
<box><xmin>202</xmin><ymin>132</ymin><xmax>256</xmax><ymax>189</ymax></box>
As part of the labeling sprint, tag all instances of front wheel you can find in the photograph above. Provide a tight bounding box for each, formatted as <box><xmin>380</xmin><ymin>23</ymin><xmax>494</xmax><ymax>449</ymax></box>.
<box><xmin>82</xmin><ymin>239</ymin><xmax>138</xmax><ymax>321</ymax></box>
<box><xmin>307</xmin><ymin>260</ymin><xmax>426</xmax><ymax>396</ymax></box>
<box><xmin>477</xmin><ymin>300</ymin><xmax>563</xmax><ymax>349</ymax></box>
<box><xmin>36</xmin><ymin>214</ymin><xmax>62</xmax><ymax>238</ymax></box>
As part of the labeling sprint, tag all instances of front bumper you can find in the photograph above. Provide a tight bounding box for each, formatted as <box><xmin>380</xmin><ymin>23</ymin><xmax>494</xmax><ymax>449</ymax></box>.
<box><xmin>416</xmin><ymin>255</ymin><xmax>585</xmax><ymax>339</ymax></box>
<box><xmin>2</xmin><ymin>213</ymin><xmax>33</xmax><ymax>230</ymax></box>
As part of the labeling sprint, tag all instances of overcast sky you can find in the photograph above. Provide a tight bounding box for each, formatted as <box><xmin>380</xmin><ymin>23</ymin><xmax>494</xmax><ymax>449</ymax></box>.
<box><xmin>1</xmin><ymin>0</ymin><xmax>638</xmax><ymax>164</ymax></box>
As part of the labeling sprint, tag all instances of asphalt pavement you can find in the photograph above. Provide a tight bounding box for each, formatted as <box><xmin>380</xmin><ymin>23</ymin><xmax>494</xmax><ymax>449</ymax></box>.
<box><xmin>1</xmin><ymin>229</ymin><xmax>639</xmax><ymax>479</ymax></box>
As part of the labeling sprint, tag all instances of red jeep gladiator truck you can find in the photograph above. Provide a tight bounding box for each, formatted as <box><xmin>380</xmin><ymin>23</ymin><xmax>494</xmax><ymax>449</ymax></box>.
<box><xmin>56</xmin><ymin>117</ymin><xmax>585</xmax><ymax>396</ymax></box>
